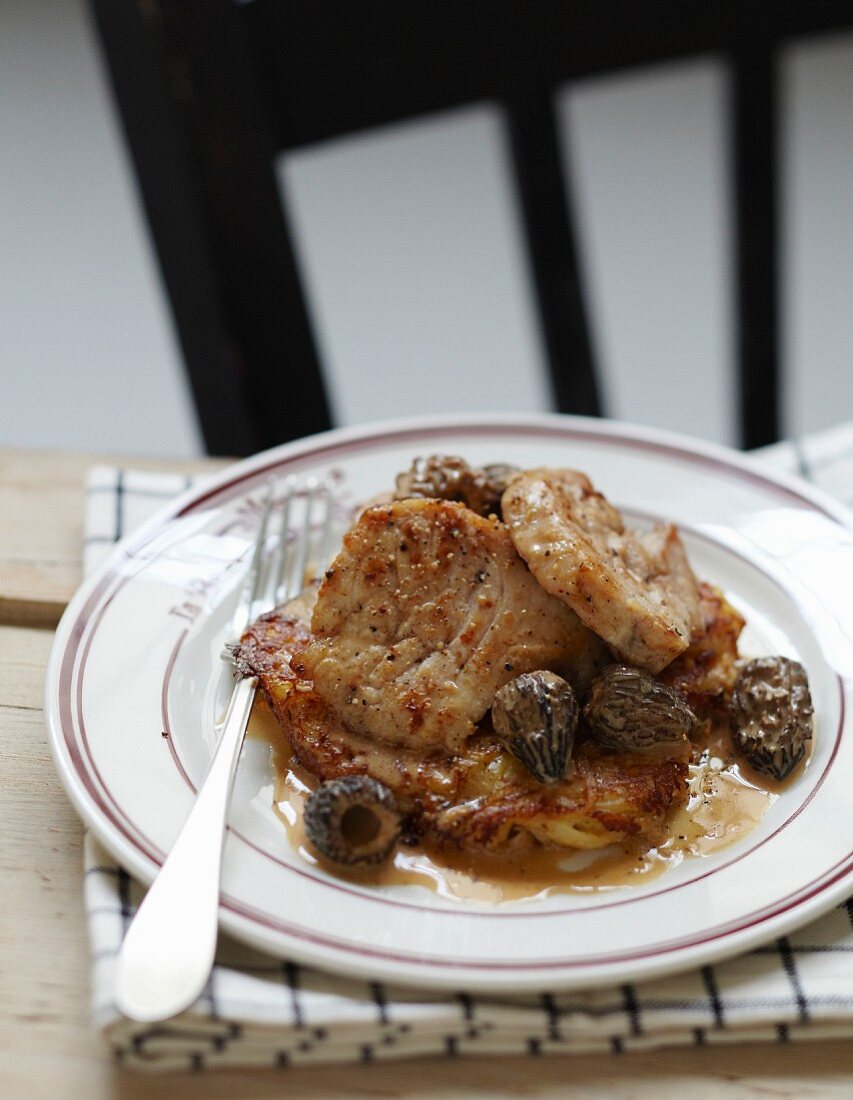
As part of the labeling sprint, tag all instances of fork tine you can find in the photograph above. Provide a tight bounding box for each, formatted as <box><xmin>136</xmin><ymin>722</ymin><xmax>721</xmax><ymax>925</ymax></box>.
<box><xmin>226</xmin><ymin>475</ymin><xmax>334</xmax><ymax>652</ymax></box>
<box><xmin>316</xmin><ymin>481</ymin><xmax>334</xmax><ymax>576</ymax></box>
<box><xmin>287</xmin><ymin>477</ymin><xmax>319</xmax><ymax>603</ymax></box>
<box><xmin>228</xmin><ymin>480</ymin><xmax>274</xmax><ymax>641</ymax></box>
<box><xmin>267</xmin><ymin>475</ymin><xmax>297</xmax><ymax>608</ymax></box>
<box><xmin>276</xmin><ymin>477</ymin><xmax>334</xmax><ymax>606</ymax></box>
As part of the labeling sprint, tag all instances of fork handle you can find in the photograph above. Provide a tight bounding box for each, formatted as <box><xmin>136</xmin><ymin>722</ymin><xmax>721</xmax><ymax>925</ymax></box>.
<box><xmin>115</xmin><ymin>675</ymin><xmax>258</xmax><ymax>1022</ymax></box>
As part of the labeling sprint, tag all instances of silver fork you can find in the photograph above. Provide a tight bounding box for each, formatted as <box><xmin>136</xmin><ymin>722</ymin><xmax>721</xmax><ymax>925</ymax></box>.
<box><xmin>115</xmin><ymin>477</ymin><xmax>332</xmax><ymax>1023</ymax></box>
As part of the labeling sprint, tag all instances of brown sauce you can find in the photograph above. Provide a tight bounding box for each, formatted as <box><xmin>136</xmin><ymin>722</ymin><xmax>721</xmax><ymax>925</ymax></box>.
<box><xmin>247</xmin><ymin>702</ymin><xmax>787</xmax><ymax>903</ymax></box>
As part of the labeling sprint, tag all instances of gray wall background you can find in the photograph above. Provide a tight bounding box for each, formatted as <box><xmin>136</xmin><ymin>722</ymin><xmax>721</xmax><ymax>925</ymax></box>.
<box><xmin>1</xmin><ymin>1</ymin><xmax>850</xmax><ymax>457</ymax></box>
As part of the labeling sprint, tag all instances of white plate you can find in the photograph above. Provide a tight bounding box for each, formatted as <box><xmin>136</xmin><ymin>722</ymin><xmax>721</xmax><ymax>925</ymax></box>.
<box><xmin>45</xmin><ymin>414</ymin><xmax>853</xmax><ymax>993</ymax></box>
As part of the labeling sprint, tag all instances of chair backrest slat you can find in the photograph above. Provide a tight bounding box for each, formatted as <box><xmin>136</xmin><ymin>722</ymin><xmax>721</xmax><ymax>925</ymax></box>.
<box><xmin>91</xmin><ymin>0</ymin><xmax>853</xmax><ymax>453</ymax></box>
<box><xmin>505</xmin><ymin>89</ymin><xmax>601</xmax><ymax>417</ymax></box>
<box><xmin>732</xmin><ymin>35</ymin><xmax>781</xmax><ymax>449</ymax></box>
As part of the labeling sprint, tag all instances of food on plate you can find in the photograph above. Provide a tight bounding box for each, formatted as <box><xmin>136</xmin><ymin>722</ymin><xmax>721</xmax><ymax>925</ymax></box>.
<box><xmin>294</xmin><ymin>497</ymin><xmax>608</xmax><ymax>754</ymax></box>
<box><xmin>304</xmin><ymin>775</ymin><xmax>401</xmax><ymax>866</ymax></box>
<box><xmin>491</xmin><ymin>671</ymin><xmax>579</xmax><ymax>784</ymax></box>
<box><xmin>730</xmin><ymin>656</ymin><xmax>814</xmax><ymax>780</ymax></box>
<box><xmin>583</xmin><ymin>665</ymin><xmax>698</xmax><ymax>755</ymax></box>
<box><xmin>659</xmin><ymin>582</ymin><xmax>745</xmax><ymax>721</ymax></box>
<box><xmin>502</xmin><ymin>469</ymin><xmax>703</xmax><ymax>673</ymax></box>
<box><xmin>235</xmin><ymin>455</ymin><xmax>814</xmax><ymax>887</ymax></box>
<box><xmin>394</xmin><ymin>454</ymin><xmax>519</xmax><ymax>519</ymax></box>
<box><xmin>239</xmin><ymin>606</ymin><xmax>688</xmax><ymax>853</ymax></box>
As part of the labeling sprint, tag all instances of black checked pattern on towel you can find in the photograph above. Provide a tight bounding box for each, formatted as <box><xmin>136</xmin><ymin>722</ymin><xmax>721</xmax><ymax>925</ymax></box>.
<box><xmin>88</xmin><ymin>850</ymin><xmax>853</xmax><ymax>1071</ymax></box>
<box><xmin>79</xmin><ymin>437</ymin><xmax>853</xmax><ymax>1071</ymax></box>
<box><xmin>82</xmin><ymin>469</ymin><xmax>197</xmax><ymax>551</ymax></box>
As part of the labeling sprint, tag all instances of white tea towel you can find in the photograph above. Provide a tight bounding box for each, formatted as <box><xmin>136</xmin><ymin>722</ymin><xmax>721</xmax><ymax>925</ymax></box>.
<box><xmin>80</xmin><ymin>425</ymin><xmax>853</xmax><ymax>1071</ymax></box>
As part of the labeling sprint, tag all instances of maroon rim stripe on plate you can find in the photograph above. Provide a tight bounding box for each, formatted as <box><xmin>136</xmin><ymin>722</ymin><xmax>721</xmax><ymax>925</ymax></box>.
<box><xmin>178</xmin><ymin>422</ymin><xmax>848</xmax><ymax>522</ymax></box>
<box><xmin>214</xmin><ymin>850</ymin><xmax>853</xmax><ymax>970</ymax></box>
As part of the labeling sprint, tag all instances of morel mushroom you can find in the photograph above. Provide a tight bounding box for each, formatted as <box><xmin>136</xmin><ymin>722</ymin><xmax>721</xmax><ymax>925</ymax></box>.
<box><xmin>492</xmin><ymin>671</ymin><xmax>579</xmax><ymax>784</ymax></box>
<box><xmin>304</xmin><ymin>776</ymin><xmax>401</xmax><ymax>865</ymax></box>
<box><xmin>583</xmin><ymin>664</ymin><xmax>697</xmax><ymax>753</ymax></box>
<box><xmin>466</xmin><ymin>463</ymin><xmax>520</xmax><ymax>518</ymax></box>
<box><xmin>395</xmin><ymin>455</ymin><xmax>472</xmax><ymax>505</ymax></box>
<box><xmin>394</xmin><ymin>455</ymin><xmax>519</xmax><ymax>519</ymax></box>
<box><xmin>731</xmin><ymin>656</ymin><xmax>813</xmax><ymax>780</ymax></box>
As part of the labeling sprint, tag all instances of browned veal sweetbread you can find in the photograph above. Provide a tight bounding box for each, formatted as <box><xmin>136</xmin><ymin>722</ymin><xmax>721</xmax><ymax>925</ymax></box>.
<box><xmin>502</xmin><ymin>468</ymin><xmax>703</xmax><ymax>673</ymax></box>
<box><xmin>296</xmin><ymin>498</ymin><xmax>609</xmax><ymax>755</ymax></box>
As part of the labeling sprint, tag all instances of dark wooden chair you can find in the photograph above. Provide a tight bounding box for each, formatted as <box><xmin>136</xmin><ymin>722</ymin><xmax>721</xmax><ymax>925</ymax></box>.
<box><xmin>90</xmin><ymin>1</ymin><xmax>853</xmax><ymax>456</ymax></box>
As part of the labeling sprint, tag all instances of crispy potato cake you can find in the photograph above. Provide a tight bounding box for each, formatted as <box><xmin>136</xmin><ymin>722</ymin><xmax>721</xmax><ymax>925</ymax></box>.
<box><xmin>660</xmin><ymin>582</ymin><xmax>745</xmax><ymax>722</ymax></box>
<box><xmin>237</xmin><ymin>610</ymin><xmax>689</xmax><ymax>853</ymax></box>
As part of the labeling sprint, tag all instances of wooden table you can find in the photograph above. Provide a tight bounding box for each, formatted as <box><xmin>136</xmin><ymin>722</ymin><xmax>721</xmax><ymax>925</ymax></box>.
<box><xmin>2</xmin><ymin>447</ymin><xmax>852</xmax><ymax>1098</ymax></box>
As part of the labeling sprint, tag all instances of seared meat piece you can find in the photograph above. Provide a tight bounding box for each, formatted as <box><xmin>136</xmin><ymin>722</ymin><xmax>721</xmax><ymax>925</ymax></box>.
<box><xmin>502</xmin><ymin>469</ymin><xmax>703</xmax><ymax>673</ymax></box>
<box><xmin>297</xmin><ymin>498</ymin><xmax>608</xmax><ymax>754</ymax></box>
<box><xmin>237</xmin><ymin>609</ymin><xmax>689</xmax><ymax>852</ymax></box>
